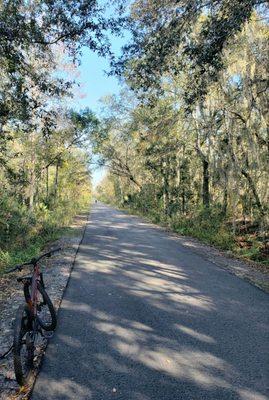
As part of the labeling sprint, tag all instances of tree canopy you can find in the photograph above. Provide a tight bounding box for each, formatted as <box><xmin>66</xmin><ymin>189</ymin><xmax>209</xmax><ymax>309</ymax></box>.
<box><xmin>0</xmin><ymin>1</ymin><xmax>268</xmax><ymax>268</ymax></box>
<box><xmin>113</xmin><ymin>0</ymin><xmax>267</xmax><ymax>104</ymax></box>
<box><xmin>0</xmin><ymin>0</ymin><xmax>121</xmax><ymax>268</ymax></box>
<box><xmin>97</xmin><ymin>11</ymin><xmax>269</xmax><ymax>263</ymax></box>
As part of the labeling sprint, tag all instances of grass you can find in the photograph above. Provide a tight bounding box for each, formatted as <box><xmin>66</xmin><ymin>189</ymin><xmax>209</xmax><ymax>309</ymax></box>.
<box><xmin>0</xmin><ymin>229</ymin><xmax>62</xmax><ymax>274</ymax></box>
<box><xmin>0</xmin><ymin>206</ymin><xmax>90</xmax><ymax>276</ymax></box>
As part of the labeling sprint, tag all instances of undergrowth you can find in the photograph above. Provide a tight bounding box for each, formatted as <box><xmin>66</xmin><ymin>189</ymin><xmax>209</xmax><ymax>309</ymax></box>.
<box><xmin>0</xmin><ymin>198</ymin><xmax>90</xmax><ymax>274</ymax></box>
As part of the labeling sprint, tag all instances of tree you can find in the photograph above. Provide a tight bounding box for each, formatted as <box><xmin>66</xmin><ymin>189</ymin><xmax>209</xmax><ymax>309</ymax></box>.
<box><xmin>96</xmin><ymin>14</ymin><xmax>268</xmax><ymax>262</ymax></box>
<box><xmin>0</xmin><ymin>0</ymin><xmax>125</xmax><ymax>144</ymax></box>
<box><xmin>114</xmin><ymin>0</ymin><xmax>267</xmax><ymax>105</ymax></box>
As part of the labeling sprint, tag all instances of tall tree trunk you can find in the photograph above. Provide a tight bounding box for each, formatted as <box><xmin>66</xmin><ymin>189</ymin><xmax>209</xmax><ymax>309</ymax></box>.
<box><xmin>54</xmin><ymin>161</ymin><xmax>59</xmax><ymax>199</ymax></box>
<box><xmin>162</xmin><ymin>175</ymin><xmax>168</xmax><ymax>216</ymax></box>
<box><xmin>222</xmin><ymin>169</ymin><xmax>228</xmax><ymax>216</ymax></box>
<box><xmin>119</xmin><ymin>176</ymin><xmax>124</xmax><ymax>204</ymax></box>
<box><xmin>202</xmin><ymin>158</ymin><xmax>210</xmax><ymax>208</ymax></box>
<box><xmin>179</xmin><ymin>163</ymin><xmax>187</xmax><ymax>214</ymax></box>
<box><xmin>241</xmin><ymin>168</ymin><xmax>264</xmax><ymax>215</ymax></box>
<box><xmin>161</xmin><ymin>160</ymin><xmax>169</xmax><ymax>216</ymax></box>
<box><xmin>129</xmin><ymin>175</ymin><xmax>141</xmax><ymax>191</ymax></box>
<box><xmin>195</xmin><ymin>126</ymin><xmax>210</xmax><ymax>209</ymax></box>
<box><xmin>181</xmin><ymin>189</ymin><xmax>185</xmax><ymax>214</ymax></box>
<box><xmin>46</xmin><ymin>166</ymin><xmax>49</xmax><ymax>202</ymax></box>
<box><xmin>29</xmin><ymin>136</ymin><xmax>36</xmax><ymax>211</ymax></box>
<box><xmin>29</xmin><ymin>169</ymin><xmax>35</xmax><ymax>211</ymax></box>
<box><xmin>176</xmin><ymin>151</ymin><xmax>181</xmax><ymax>211</ymax></box>
<box><xmin>177</xmin><ymin>145</ymin><xmax>187</xmax><ymax>214</ymax></box>
<box><xmin>229</xmin><ymin>143</ymin><xmax>264</xmax><ymax>216</ymax></box>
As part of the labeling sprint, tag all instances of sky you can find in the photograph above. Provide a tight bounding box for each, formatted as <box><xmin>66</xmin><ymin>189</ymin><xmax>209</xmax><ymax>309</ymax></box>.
<box><xmin>70</xmin><ymin>34</ymin><xmax>129</xmax><ymax>188</ymax></box>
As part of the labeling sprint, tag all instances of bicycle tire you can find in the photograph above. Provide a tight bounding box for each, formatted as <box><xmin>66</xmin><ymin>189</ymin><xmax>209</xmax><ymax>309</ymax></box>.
<box><xmin>13</xmin><ymin>304</ymin><xmax>34</xmax><ymax>386</ymax></box>
<box><xmin>36</xmin><ymin>283</ymin><xmax>57</xmax><ymax>331</ymax></box>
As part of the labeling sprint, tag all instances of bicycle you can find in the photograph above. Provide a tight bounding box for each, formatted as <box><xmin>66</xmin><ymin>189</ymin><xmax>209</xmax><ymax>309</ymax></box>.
<box><xmin>4</xmin><ymin>248</ymin><xmax>60</xmax><ymax>386</ymax></box>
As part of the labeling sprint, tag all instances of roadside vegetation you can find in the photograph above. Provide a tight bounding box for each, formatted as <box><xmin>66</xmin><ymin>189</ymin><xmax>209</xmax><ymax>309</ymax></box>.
<box><xmin>0</xmin><ymin>1</ymin><xmax>268</xmax><ymax>269</ymax></box>
<box><xmin>94</xmin><ymin>6</ymin><xmax>268</xmax><ymax>266</ymax></box>
<box><xmin>0</xmin><ymin>115</ymin><xmax>93</xmax><ymax>272</ymax></box>
<box><xmin>0</xmin><ymin>0</ymin><xmax>122</xmax><ymax>272</ymax></box>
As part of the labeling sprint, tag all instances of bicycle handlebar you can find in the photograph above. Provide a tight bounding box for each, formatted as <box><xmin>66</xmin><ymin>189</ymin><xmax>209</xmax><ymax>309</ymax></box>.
<box><xmin>6</xmin><ymin>247</ymin><xmax>62</xmax><ymax>273</ymax></box>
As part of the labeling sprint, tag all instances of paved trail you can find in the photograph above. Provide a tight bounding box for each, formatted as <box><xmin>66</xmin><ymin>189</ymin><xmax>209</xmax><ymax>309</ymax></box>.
<box><xmin>32</xmin><ymin>203</ymin><xmax>269</xmax><ymax>400</ymax></box>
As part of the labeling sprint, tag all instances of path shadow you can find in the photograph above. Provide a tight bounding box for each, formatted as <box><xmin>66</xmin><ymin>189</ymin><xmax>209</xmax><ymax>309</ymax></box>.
<box><xmin>32</xmin><ymin>204</ymin><xmax>269</xmax><ymax>400</ymax></box>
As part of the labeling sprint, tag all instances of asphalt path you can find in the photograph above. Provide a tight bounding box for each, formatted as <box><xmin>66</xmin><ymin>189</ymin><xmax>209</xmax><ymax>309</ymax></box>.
<box><xmin>32</xmin><ymin>203</ymin><xmax>269</xmax><ymax>400</ymax></box>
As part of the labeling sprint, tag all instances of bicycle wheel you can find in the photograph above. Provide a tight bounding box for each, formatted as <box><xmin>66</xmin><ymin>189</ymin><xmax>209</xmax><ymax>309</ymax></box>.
<box><xmin>13</xmin><ymin>304</ymin><xmax>35</xmax><ymax>386</ymax></box>
<box><xmin>36</xmin><ymin>283</ymin><xmax>57</xmax><ymax>331</ymax></box>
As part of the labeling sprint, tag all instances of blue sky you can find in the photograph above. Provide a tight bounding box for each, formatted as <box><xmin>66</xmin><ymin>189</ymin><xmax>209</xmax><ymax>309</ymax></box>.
<box><xmin>76</xmin><ymin>48</ymin><xmax>121</xmax><ymax>113</ymax></box>
<box><xmin>70</xmin><ymin>34</ymin><xmax>129</xmax><ymax>187</ymax></box>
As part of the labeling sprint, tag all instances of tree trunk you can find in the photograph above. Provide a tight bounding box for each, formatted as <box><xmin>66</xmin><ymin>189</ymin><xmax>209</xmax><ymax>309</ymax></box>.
<box><xmin>29</xmin><ymin>158</ymin><xmax>36</xmax><ymax>211</ymax></box>
<box><xmin>29</xmin><ymin>170</ymin><xmax>35</xmax><ymax>211</ymax></box>
<box><xmin>177</xmin><ymin>153</ymin><xmax>181</xmax><ymax>211</ymax></box>
<box><xmin>161</xmin><ymin>161</ymin><xmax>169</xmax><ymax>216</ymax></box>
<box><xmin>177</xmin><ymin>146</ymin><xmax>187</xmax><ymax>214</ymax></box>
<box><xmin>119</xmin><ymin>177</ymin><xmax>124</xmax><ymax>204</ymax></box>
<box><xmin>46</xmin><ymin>166</ymin><xmax>49</xmax><ymax>202</ymax></box>
<box><xmin>195</xmin><ymin>129</ymin><xmax>210</xmax><ymax>209</ymax></box>
<box><xmin>222</xmin><ymin>170</ymin><xmax>228</xmax><ymax>216</ymax></box>
<box><xmin>228</xmin><ymin>143</ymin><xmax>264</xmax><ymax>216</ymax></box>
<box><xmin>241</xmin><ymin>168</ymin><xmax>264</xmax><ymax>216</ymax></box>
<box><xmin>182</xmin><ymin>188</ymin><xmax>186</xmax><ymax>214</ymax></box>
<box><xmin>129</xmin><ymin>175</ymin><xmax>141</xmax><ymax>191</ymax></box>
<box><xmin>54</xmin><ymin>161</ymin><xmax>59</xmax><ymax>199</ymax></box>
<box><xmin>202</xmin><ymin>158</ymin><xmax>210</xmax><ymax>208</ymax></box>
<box><xmin>162</xmin><ymin>176</ymin><xmax>168</xmax><ymax>216</ymax></box>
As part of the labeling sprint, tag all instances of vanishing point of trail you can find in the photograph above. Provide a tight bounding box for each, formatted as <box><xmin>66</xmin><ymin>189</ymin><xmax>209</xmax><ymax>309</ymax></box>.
<box><xmin>32</xmin><ymin>203</ymin><xmax>269</xmax><ymax>400</ymax></box>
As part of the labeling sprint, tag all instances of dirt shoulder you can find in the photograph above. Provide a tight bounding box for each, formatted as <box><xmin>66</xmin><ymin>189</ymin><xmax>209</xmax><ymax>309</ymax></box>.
<box><xmin>0</xmin><ymin>212</ymin><xmax>88</xmax><ymax>400</ymax></box>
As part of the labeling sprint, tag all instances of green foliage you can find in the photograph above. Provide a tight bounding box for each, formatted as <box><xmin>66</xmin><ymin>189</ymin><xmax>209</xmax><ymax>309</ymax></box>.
<box><xmin>96</xmin><ymin>15</ymin><xmax>268</xmax><ymax>265</ymax></box>
<box><xmin>115</xmin><ymin>0</ymin><xmax>266</xmax><ymax>104</ymax></box>
<box><xmin>169</xmin><ymin>209</ymin><xmax>235</xmax><ymax>250</ymax></box>
<box><xmin>0</xmin><ymin>0</ymin><xmax>109</xmax><ymax>276</ymax></box>
<box><xmin>0</xmin><ymin>188</ymin><xmax>90</xmax><ymax>273</ymax></box>
<box><xmin>1</xmin><ymin>1</ymin><xmax>268</xmax><ymax>272</ymax></box>
<box><xmin>0</xmin><ymin>108</ymin><xmax>93</xmax><ymax>273</ymax></box>
<box><xmin>0</xmin><ymin>0</ymin><xmax>125</xmax><ymax>138</ymax></box>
